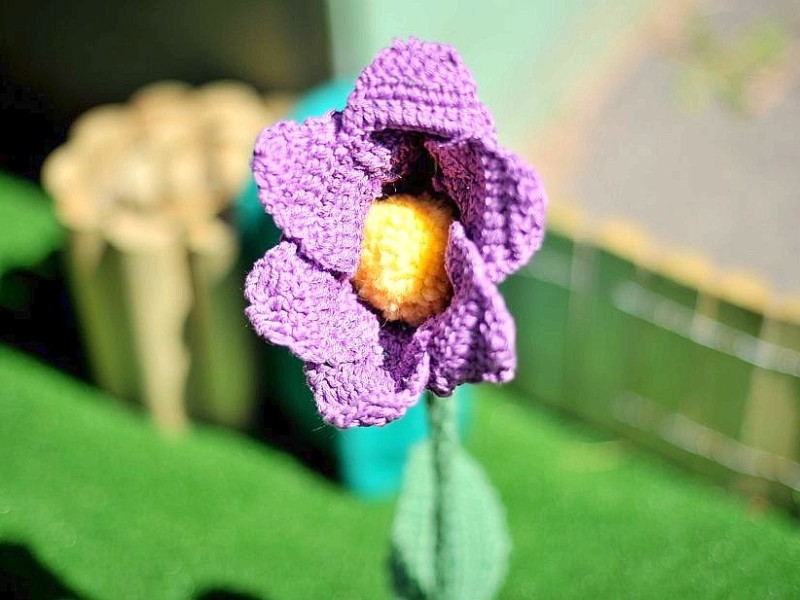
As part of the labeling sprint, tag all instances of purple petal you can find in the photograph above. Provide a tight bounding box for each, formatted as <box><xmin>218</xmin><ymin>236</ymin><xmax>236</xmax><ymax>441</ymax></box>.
<box><xmin>251</xmin><ymin>113</ymin><xmax>381</xmax><ymax>275</ymax></box>
<box><xmin>341</xmin><ymin>38</ymin><xmax>495</xmax><ymax>142</ymax></box>
<box><xmin>244</xmin><ymin>241</ymin><xmax>381</xmax><ymax>365</ymax></box>
<box><xmin>305</xmin><ymin>324</ymin><xmax>431</xmax><ymax>428</ymax></box>
<box><xmin>426</xmin><ymin>139</ymin><xmax>547</xmax><ymax>284</ymax></box>
<box><xmin>424</xmin><ymin>222</ymin><xmax>516</xmax><ymax>396</ymax></box>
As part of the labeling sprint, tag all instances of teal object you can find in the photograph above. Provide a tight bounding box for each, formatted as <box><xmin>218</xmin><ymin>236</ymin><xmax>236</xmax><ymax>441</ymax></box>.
<box><xmin>236</xmin><ymin>79</ymin><xmax>472</xmax><ymax>498</ymax></box>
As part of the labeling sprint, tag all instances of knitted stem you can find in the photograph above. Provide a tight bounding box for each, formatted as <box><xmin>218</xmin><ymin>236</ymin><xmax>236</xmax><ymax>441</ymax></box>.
<box><xmin>427</xmin><ymin>392</ymin><xmax>458</xmax><ymax>599</ymax></box>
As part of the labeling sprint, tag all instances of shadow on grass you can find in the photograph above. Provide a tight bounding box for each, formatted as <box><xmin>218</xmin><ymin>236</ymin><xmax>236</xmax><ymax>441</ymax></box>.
<box><xmin>388</xmin><ymin>544</ymin><xmax>424</xmax><ymax>600</ymax></box>
<box><xmin>0</xmin><ymin>542</ymin><xmax>279</xmax><ymax>600</ymax></box>
<box><xmin>235</xmin><ymin>340</ymin><xmax>339</xmax><ymax>486</ymax></box>
<box><xmin>0</xmin><ymin>542</ymin><xmax>89</xmax><ymax>599</ymax></box>
<box><xmin>0</xmin><ymin>257</ymin><xmax>87</xmax><ymax>381</ymax></box>
<box><xmin>195</xmin><ymin>588</ymin><xmax>269</xmax><ymax>600</ymax></box>
<box><xmin>245</xmin><ymin>390</ymin><xmax>337</xmax><ymax>485</ymax></box>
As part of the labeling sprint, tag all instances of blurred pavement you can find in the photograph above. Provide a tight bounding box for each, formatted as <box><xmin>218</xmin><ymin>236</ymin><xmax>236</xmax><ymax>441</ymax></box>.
<box><xmin>570</xmin><ymin>0</ymin><xmax>800</xmax><ymax>293</ymax></box>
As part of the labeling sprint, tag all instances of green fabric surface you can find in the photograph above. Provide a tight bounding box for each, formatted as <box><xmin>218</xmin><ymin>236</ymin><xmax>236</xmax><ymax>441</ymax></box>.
<box><xmin>1</xmin><ymin>344</ymin><xmax>799</xmax><ymax>599</ymax></box>
<box><xmin>0</xmin><ymin>173</ymin><xmax>63</xmax><ymax>278</ymax></box>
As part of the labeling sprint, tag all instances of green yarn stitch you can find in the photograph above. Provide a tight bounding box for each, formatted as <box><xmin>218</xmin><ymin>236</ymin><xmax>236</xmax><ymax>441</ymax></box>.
<box><xmin>391</xmin><ymin>395</ymin><xmax>511</xmax><ymax>600</ymax></box>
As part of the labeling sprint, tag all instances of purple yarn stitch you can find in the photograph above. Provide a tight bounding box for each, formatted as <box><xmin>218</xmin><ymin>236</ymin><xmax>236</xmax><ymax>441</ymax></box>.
<box><xmin>245</xmin><ymin>38</ymin><xmax>547</xmax><ymax>428</ymax></box>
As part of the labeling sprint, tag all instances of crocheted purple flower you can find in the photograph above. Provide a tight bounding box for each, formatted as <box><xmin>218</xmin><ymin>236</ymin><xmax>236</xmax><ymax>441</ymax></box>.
<box><xmin>245</xmin><ymin>38</ymin><xmax>546</xmax><ymax>428</ymax></box>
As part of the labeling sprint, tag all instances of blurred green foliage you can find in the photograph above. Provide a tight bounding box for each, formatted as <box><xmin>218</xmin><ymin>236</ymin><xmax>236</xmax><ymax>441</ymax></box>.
<box><xmin>0</xmin><ymin>173</ymin><xmax>62</xmax><ymax>281</ymax></box>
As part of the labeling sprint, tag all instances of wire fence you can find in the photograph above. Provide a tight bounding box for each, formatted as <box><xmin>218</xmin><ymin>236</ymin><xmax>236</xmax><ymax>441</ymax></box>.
<box><xmin>504</xmin><ymin>204</ymin><xmax>800</xmax><ymax>512</ymax></box>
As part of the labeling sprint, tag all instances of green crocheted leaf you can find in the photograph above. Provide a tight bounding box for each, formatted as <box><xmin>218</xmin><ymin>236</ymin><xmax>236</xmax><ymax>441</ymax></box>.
<box><xmin>390</xmin><ymin>441</ymin><xmax>511</xmax><ymax>600</ymax></box>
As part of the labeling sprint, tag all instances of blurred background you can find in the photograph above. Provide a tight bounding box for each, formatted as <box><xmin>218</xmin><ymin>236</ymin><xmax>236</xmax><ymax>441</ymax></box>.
<box><xmin>1</xmin><ymin>0</ymin><xmax>800</xmax><ymax>598</ymax></box>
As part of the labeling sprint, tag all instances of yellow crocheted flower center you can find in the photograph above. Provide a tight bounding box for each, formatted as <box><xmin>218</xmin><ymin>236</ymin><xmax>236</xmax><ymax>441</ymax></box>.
<box><xmin>352</xmin><ymin>193</ymin><xmax>454</xmax><ymax>326</ymax></box>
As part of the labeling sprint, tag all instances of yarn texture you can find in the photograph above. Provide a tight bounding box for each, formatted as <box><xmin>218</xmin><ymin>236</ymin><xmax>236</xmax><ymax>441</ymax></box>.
<box><xmin>352</xmin><ymin>193</ymin><xmax>455</xmax><ymax>327</ymax></box>
<box><xmin>245</xmin><ymin>38</ymin><xmax>547</xmax><ymax>428</ymax></box>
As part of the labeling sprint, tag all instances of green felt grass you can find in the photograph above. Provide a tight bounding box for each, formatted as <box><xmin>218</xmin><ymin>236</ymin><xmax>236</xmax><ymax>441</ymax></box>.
<box><xmin>0</xmin><ymin>173</ymin><xmax>62</xmax><ymax>278</ymax></box>
<box><xmin>1</xmin><ymin>344</ymin><xmax>799</xmax><ymax>599</ymax></box>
